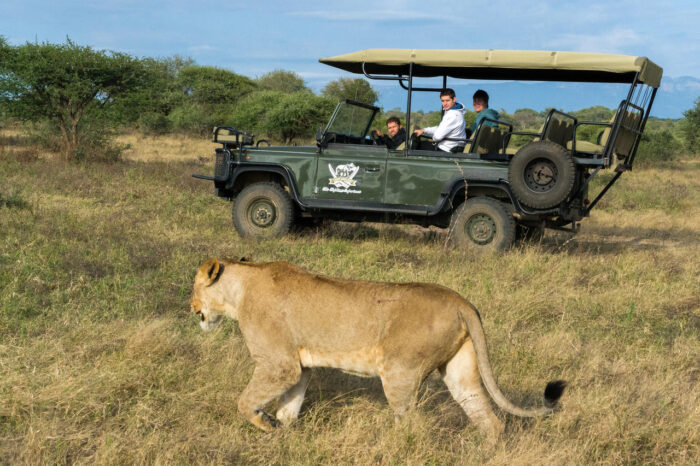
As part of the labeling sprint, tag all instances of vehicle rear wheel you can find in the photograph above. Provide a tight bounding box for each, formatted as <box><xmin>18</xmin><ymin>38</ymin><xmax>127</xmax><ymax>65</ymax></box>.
<box><xmin>508</xmin><ymin>141</ymin><xmax>575</xmax><ymax>209</ymax></box>
<box><xmin>449</xmin><ymin>197</ymin><xmax>515</xmax><ymax>252</ymax></box>
<box><xmin>232</xmin><ymin>182</ymin><xmax>294</xmax><ymax>238</ymax></box>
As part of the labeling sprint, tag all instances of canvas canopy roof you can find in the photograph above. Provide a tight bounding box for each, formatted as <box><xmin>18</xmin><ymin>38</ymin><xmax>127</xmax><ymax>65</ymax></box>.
<box><xmin>319</xmin><ymin>49</ymin><xmax>663</xmax><ymax>88</ymax></box>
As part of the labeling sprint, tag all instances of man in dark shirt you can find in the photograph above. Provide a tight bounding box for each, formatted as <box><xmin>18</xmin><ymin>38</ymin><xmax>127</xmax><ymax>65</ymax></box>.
<box><xmin>373</xmin><ymin>116</ymin><xmax>406</xmax><ymax>149</ymax></box>
<box><xmin>471</xmin><ymin>89</ymin><xmax>499</xmax><ymax>134</ymax></box>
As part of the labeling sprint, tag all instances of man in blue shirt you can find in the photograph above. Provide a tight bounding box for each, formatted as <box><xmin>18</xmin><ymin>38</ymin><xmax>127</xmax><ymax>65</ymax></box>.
<box><xmin>471</xmin><ymin>89</ymin><xmax>499</xmax><ymax>134</ymax></box>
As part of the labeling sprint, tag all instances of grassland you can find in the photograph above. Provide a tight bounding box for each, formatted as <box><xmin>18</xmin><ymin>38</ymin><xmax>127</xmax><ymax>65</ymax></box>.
<box><xmin>1</xmin><ymin>131</ymin><xmax>698</xmax><ymax>464</ymax></box>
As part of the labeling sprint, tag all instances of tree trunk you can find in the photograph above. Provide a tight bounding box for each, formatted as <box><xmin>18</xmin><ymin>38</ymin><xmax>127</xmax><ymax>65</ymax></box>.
<box><xmin>57</xmin><ymin>118</ymin><xmax>73</xmax><ymax>160</ymax></box>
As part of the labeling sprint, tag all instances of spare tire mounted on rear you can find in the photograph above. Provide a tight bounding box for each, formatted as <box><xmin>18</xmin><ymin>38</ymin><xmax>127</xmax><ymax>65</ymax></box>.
<box><xmin>508</xmin><ymin>141</ymin><xmax>575</xmax><ymax>209</ymax></box>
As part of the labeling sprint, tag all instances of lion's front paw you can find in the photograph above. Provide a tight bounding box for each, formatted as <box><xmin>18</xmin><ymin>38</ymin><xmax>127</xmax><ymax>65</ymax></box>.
<box><xmin>252</xmin><ymin>409</ymin><xmax>281</xmax><ymax>431</ymax></box>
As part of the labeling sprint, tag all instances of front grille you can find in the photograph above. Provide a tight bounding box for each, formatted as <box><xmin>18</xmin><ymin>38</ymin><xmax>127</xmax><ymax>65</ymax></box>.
<box><xmin>214</xmin><ymin>149</ymin><xmax>230</xmax><ymax>179</ymax></box>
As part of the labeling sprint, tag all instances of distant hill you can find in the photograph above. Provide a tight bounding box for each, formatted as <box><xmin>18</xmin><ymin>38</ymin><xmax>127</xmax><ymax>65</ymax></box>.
<box><xmin>376</xmin><ymin>76</ymin><xmax>700</xmax><ymax>119</ymax></box>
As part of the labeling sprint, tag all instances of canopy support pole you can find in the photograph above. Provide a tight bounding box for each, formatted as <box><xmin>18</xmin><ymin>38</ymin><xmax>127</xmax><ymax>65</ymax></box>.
<box><xmin>405</xmin><ymin>62</ymin><xmax>414</xmax><ymax>151</ymax></box>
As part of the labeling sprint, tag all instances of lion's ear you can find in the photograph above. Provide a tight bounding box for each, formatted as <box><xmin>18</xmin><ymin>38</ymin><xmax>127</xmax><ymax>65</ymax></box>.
<box><xmin>199</xmin><ymin>258</ymin><xmax>222</xmax><ymax>286</ymax></box>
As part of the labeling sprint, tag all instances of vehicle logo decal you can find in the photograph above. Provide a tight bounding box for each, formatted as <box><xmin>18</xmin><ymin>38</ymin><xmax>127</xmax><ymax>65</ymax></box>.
<box><xmin>324</xmin><ymin>163</ymin><xmax>361</xmax><ymax>194</ymax></box>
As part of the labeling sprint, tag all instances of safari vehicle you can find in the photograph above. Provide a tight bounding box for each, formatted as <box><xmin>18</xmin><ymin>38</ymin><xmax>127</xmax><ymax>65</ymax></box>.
<box><xmin>193</xmin><ymin>49</ymin><xmax>662</xmax><ymax>251</ymax></box>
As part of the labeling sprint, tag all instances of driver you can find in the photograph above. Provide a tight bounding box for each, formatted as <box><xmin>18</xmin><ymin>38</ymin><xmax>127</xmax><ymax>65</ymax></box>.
<box><xmin>413</xmin><ymin>88</ymin><xmax>467</xmax><ymax>152</ymax></box>
<box><xmin>373</xmin><ymin>116</ymin><xmax>406</xmax><ymax>149</ymax></box>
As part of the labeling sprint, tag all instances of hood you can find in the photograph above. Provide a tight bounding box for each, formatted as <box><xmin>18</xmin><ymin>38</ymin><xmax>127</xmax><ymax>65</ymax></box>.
<box><xmin>447</xmin><ymin>102</ymin><xmax>467</xmax><ymax>115</ymax></box>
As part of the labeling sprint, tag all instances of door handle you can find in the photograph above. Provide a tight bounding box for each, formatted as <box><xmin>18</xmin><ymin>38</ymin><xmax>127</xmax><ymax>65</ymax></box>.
<box><xmin>365</xmin><ymin>166</ymin><xmax>380</xmax><ymax>172</ymax></box>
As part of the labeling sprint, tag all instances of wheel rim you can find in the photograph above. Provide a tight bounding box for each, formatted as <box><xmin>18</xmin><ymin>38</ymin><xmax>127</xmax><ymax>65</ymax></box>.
<box><xmin>465</xmin><ymin>213</ymin><xmax>497</xmax><ymax>245</ymax></box>
<box><xmin>524</xmin><ymin>158</ymin><xmax>558</xmax><ymax>193</ymax></box>
<box><xmin>247</xmin><ymin>197</ymin><xmax>277</xmax><ymax>228</ymax></box>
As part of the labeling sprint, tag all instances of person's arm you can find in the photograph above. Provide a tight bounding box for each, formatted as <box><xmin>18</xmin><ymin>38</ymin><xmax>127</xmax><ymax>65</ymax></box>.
<box><xmin>419</xmin><ymin>126</ymin><xmax>437</xmax><ymax>138</ymax></box>
<box><xmin>471</xmin><ymin>112</ymin><xmax>484</xmax><ymax>134</ymax></box>
<box><xmin>432</xmin><ymin>111</ymin><xmax>461</xmax><ymax>141</ymax></box>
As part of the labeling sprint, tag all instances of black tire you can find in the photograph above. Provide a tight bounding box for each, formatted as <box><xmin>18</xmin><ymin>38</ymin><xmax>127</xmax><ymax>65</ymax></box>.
<box><xmin>232</xmin><ymin>182</ymin><xmax>294</xmax><ymax>239</ymax></box>
<box><xmin>508</xmin><ymin>141</ymin><xmax>575</xmax><ymax>209</ymax></box>
<box><xmin>449</xmin><ymin>197</ymin><xmax>516</xmax><ymax>252</ymax></box>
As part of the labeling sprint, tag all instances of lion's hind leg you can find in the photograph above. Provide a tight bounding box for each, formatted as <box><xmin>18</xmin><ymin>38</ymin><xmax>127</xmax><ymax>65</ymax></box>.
<box><xmin>378</xmin><ymin>364</ymin><xmax>423</xmax><ymax>422</ymax></box>
<box><xmin>238</xmin><ymin>363</ymin><xmax>303</xmax><ymax>432</ymax></box>
<box><xmin>276</xmin><ymin>368</ymin><xmax>311</xmax><ymax>426</ymax></box>
<box><xmin>440</xmin><ymin>338</ymin><xmax>504</xmax><ymax>440</ymax></box>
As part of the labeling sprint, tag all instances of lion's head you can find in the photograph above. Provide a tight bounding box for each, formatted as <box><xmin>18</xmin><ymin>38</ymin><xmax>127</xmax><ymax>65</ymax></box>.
<box><xmin>190</xmin><ymin>258</ymin><xmax>226</xmax><ymax>331</ymax></box>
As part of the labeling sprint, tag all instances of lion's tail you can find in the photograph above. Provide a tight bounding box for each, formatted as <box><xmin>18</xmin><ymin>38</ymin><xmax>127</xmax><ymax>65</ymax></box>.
<box><xmin>459</xmin><ymin>302</ymin><xmax>567</xmax><ymax>417</ymax></box>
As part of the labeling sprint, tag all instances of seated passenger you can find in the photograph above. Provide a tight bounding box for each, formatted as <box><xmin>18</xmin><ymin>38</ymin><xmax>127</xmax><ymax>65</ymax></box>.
<box><xmin>471</xmin><ymin>89</ymin><xmax>499</xmax><ymax>134</ymax></box>
<box><xmin>413</xmin><ymin>88</ymin><xmax>467</xmax><ymax>153</ymax></box>
<box><xmin>373</xmin><ymin>116</ymin><xmax>406</xmax><ymax>149</ymax></box>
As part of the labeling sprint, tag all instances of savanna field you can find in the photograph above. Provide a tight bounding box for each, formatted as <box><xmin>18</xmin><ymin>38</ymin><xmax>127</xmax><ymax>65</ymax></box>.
<box><xmin>0</xmin><ymin>130</ymin><xmax>698</xmax><ymax>464</ymax></box>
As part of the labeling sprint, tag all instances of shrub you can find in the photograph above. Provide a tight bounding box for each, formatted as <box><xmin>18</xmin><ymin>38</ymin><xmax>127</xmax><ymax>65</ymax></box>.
<box><xmin>680</xmin><ymin>97</ymin><xmax>700</xmax><ymax>154</ymax></box>
<box><xmin>138</xmin><ymin>112</ymin><xmax>172</xmax><ymax>135</ymax></box>
<box><xmin>29</xmin><ymin>116</ymin><xmax>129</xmax><ymax>163</ymax></box>
<box><xmin>260</xmin><ymin>92</ymin><xmax>335</xmax><ymax>144</ymax></box>
<box><xmin>634</xmin><ymin>130</ymin><xmax>683</xmax><ymax>167</ymax></box>
<box><xmin>228</xmin><ymin>91</ymin><xmax>286</xmax><ymax>132</ymax></box>
<box><xmin>168</xmin><ymin>102</ymin><xmax>231</xmax><ymax>136</ymax></box>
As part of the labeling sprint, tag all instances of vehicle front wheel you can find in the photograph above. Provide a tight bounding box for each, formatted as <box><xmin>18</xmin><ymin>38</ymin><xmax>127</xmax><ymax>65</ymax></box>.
<box><xmin>232</xmin><ymin>182</ymin><xmax>294</xmax><ymax>239</ymax></box>
<box><xmin>449</xmin><ymin>197</ymin><xmax>516</xmax><ymax>252</ymax></box>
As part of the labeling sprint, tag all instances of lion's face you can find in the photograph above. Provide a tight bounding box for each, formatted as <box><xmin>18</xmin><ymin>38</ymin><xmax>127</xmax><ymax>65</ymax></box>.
<box><xmin>190</xmin><ymin>292</ymin><xmax>223</xmax><ymax>332</ymax></box>
<box><xmin>190</xmin><ymin>258</ymin><xmax>227</xmax><ymax>332</ymax></box>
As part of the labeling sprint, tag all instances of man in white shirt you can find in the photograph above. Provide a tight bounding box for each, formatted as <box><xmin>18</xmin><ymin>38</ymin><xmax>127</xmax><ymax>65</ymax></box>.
<box><xmin>413</xmin><ymin>88</ymin><xmax>467</xmax><ymax>152</ymax></box>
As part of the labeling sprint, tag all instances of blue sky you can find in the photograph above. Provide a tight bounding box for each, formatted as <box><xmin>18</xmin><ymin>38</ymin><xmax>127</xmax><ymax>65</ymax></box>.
<box><xmin>2</xmin><ymin>1</ymin><xmax>699</xmax><ymax>116</ymax></box>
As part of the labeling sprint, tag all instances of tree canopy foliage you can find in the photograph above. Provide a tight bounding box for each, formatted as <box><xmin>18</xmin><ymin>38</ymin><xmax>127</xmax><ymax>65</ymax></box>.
<box><xmin>178</xmin><ymin>65</ymin><xmax>256</xmax><ymax>106</ymax></box>
<box><xmin>322</xmin><ymin>78</ymin><xmax>378</xmax><ymax>105</ymax></box>
<box><xmin>230</xmin><ymin>90</ymin><xmax>334</xmax><ymax>144</ymax></box>
<box><xmin>256</xmin><ymin>70</ymin><xmax>307</xmax><ymax>93</ymax></box>
<box><xmin>0</xmin><ymin>39</ymin><xmax>143</xmax><ymax>159</ymax></box>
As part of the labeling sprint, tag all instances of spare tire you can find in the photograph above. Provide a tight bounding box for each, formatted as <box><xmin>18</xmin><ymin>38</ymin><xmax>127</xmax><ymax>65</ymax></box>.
<box><xmin>508</xmin><ymin>141</ymin><xmax>575</xmax><ymax>209</ymax></box>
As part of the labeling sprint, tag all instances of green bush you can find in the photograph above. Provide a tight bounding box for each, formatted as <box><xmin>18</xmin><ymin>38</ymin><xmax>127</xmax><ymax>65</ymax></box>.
<box><xmin>137</xmin><ymin>112</ymin><xmax>172</xmax><ymax>135</ymax></box>
<box><xmin>29</xmin><ymin>116</ymin><xmax>129</xmax><ymax>163</ymax></box>
<box><xmin>260</xmin><ymin>92</ymin><xmax>335</xmax><ymax>144</ymax></box>
<box><xmin>680</xmin><ymin>97</ymin><xmax>700</xmax><ymax>154</ymax></box>
<box><xmin>634</xmin><ymin>129</ymin><xmax>683</xmax><ymax>167</ymax></box>
<box><xmin>168</xmin><ymin>102</ymin><xmax>231</xmax><ymax>136</ymax></box>
<box><xmin>228</xmin><ymin>90</ymin><xmax>286</xmax><ymax>131</ymax></box>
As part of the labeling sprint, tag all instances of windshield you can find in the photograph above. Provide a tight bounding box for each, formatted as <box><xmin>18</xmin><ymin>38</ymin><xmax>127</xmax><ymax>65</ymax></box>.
<box><xmin>325</xmin><ymin>101</ymin><xmax>377</xmax><ymax>138</ymax></box>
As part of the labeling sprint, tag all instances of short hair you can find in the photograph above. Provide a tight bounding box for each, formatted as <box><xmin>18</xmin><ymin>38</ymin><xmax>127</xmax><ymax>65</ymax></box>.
<box><xmin>386</xmin><ymin>116</ymin><xmax>401</xmax><ymax>126</ymax></box>
<box><xmin>473</xmin><ymin>89</ymin><xmax>489</xmax><ymax>106</ymax></box>
<box><xmin>440</xmin><ymin>88</ymin><xmax>456</xmax><ymax>99</ymax></box>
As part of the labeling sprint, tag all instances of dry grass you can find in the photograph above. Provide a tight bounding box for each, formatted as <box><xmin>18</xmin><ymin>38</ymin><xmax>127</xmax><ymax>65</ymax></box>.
<box><xmin>116</xmin><ymin>133</ymin><xmax>213</xmax><ymax>163</ymax></box>
<box><xmin>1</xmin><ymin>130</ymin><xmax>699</xmax><ymax>464</ymax></box>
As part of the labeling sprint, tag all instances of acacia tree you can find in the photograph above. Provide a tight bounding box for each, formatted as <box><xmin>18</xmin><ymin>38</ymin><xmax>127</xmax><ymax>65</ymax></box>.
<box><xmin>0</xmin><ymin>39</ymin><xmax>142</xmax><ymax>159</ymax></box>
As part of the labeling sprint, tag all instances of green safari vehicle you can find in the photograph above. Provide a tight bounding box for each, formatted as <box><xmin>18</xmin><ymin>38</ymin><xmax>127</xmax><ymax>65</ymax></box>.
<box><xmin>194</xmin><ymin>49</ymin><xmax>662</xmax><ymax>251</ymax></box>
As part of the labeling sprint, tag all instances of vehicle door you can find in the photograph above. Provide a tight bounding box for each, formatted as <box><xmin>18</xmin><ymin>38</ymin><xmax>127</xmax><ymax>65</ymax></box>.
<box><xmin>313</xmin><ymin>101</ymin><xmax>386</xmax><ymax>204</ymax></box>
<box><xmin>384</xmin><ymin>147</ymin><xmax>459</xmax><ymax>208</ymax></box>
<box><xmin>315</xmin><ymin>145</ymin><xmax>387</xmax><ymax>203</ymax></box>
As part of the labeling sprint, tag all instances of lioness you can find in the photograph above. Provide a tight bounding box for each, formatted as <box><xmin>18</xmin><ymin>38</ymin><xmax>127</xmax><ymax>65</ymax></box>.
<box><xmin>190</xmin><ymin>258</ymin><xmax>565</xmax><ymax>439</ymax></box>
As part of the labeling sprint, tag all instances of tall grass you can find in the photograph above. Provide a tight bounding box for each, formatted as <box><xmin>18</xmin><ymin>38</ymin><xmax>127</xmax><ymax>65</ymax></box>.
<box><xmin>1</xmin><ymin>131</ymin><xmax>698</xmax><ymax>464</ymax></box>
